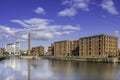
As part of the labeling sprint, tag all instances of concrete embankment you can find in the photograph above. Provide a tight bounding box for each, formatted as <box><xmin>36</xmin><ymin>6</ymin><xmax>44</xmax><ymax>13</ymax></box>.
<box><xmin>42</xmin><ymin>56</ymin><xmax>120</xmax><ymax>63</ymax></box>
<box><xmin>19</xmin><ymin>56</ymin><xmax>40</xmax><ymax>59</ymax></box>
<box><xmin>0</xmin><ymin>56</ymin><xmax>6</xmax><ymax>61</ymax></box>
<box><xmin>19</xmin><ymin>56</ymin><xmax>33</xmax><ymax>59</ymax></box>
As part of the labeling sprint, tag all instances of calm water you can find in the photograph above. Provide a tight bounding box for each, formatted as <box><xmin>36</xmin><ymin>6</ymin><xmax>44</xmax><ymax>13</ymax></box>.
<box><xmin>0</xmin><ymin>57</ymin><xmax>120</xmax><ymax>80</ymax></box>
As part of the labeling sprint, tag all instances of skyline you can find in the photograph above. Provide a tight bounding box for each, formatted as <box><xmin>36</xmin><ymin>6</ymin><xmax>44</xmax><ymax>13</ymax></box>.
<box><xmin>0</xmin><ymin>0</ymin><xmax>120</xmax><ymax>50</ymax></box>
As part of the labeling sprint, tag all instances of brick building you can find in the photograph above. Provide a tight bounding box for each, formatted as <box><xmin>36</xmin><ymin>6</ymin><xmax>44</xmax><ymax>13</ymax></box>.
<box><xmin>48</xmin><ymin>40</ymin><xmax>79</xmax><ymax>57</ymax></box>
<box><xmin>71</xmin><ymin>40</ymin><xmax>79</xmax><ymax>56</ymax></box>
<box><xmin>48</xmin><ymin>44</ymin><xmax>54</xmax><ymax>56</ymax></box>
<box><xmin>54</xmin><ymin>40</ymin><xmax>72</xmax><ymax>57</ymax></box>
<box><xmin>48</xmin><ymin>34</ymin><xmax>118</xmax><ymax>58</ymax></box>
<box><xmin>0</xmin><ymin>48</ymin><xmax>5</xmax><ymax>54</ymax></box>
<box><xmin>118</xmin><ymin>48</ymin><xmax>120</xmax><ymax>55</ymax></box>
<box><xmin>79</xmin><ymin>34</ymin><xmax>118</xmax><ymax>58</ymax></box>
<box><xmin>31</xmin><ymin>46</ymin><xmax>44</xmax><ymax>56</ymax></box>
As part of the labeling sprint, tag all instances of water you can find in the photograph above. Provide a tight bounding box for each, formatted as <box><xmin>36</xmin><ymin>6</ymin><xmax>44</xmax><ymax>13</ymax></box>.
<box><xmin>0</xmin><ymin>57</ymin><xmax>120</xmax><ymax>80</ymax></box>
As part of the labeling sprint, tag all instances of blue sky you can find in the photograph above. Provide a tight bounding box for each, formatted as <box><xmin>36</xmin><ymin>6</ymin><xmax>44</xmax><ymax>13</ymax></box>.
<box><xmin>0</xmin><ymin>0</ymin><xmax>120</xmax><ymax>50</ymax></box>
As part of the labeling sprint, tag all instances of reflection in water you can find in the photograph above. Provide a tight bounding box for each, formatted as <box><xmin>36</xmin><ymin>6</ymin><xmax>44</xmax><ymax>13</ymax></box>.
<box><xmin>31</xmin><ymin>59</ymin><xmax>39</xmax><ymax>68</ymax></box>
<box><xmin>4</xmin><ymin>57</ymin><xmax>20</xmax><ymax>71</ymax></box>
<box><xmin>27</xmin><ymin>59</ymin><xmax>39</xmax><ymax>80</ymax></box>
<box><xmin>28</xmin><ymin>59</ymin><xmax>30</xmax><ymax>80</ymax></box>
<box><xmin>77</xmin><ymin>62</ymin><xmax>119</xmax><ymax>80</ymax></box>
<box><xmin>50</xmin><ymin>60</ymin><xmax>120</xmax><ymax>80</ymax></box>
<box><xmin>0</xmin><ymin>57</ymin><xmax>120</xmax><ymax>80</ymax></box>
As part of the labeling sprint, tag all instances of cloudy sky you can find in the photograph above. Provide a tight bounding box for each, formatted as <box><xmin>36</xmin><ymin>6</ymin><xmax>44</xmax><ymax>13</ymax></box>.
<box><xmin>0</xmin><ymin>0</ymin><xmax>120</xmax><ymax>50</ymax></box>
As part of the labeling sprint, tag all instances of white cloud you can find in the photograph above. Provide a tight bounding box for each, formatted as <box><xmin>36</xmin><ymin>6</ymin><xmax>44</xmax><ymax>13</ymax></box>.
<box><xmin>11</xmin><ymin>18</ymin><xmax>49</xmax><ymax>28</ymax></box>
<box><xmin>58</xmin><ymin>0</ymin><xmax>90</xmax><ymax>16</ymax></box>
<box><xmin>0</xmin><ymin>18</ymin><xmax>80</xmax><ymax>41</ymax></box>
<box><xmin>54</xmin><ymin>31</ymin><xmax>72</xmax><ymax>36</ymax></box>
<box><xmin>58</xmin><ymin>8</ymin><xmax>77</xmax><ymax>16</ymax></box>
<box><xmin>34</xmin><ymin>7</ymin><xmax>45</xmax><ymax>15</ymax></box>
<box><xmin>21</xmin><ymin>34</ymin><xmax>28</xmax><ymax>40</ymax></box>
<box><xmin>0</xmin><ymin>26</ymin><xmax>16</xmax><ymax>35</ymax></box>
<box><xmin>60</xmin><ymin>0</ymin><xmax>119</xmax><ymax>16</ymax></box>
<box><xmin>115</xmin><ymin>30</ymin><xmax>119</xmax><ymax>36</ymax></box>
<box><xmin>115</xmin><ymin>30</ymin><xmax>118</xmax><ymax>34</ymax></box>
<box><xmin>23</xmin><ymin>18</ymin><xmax>49</xmax><ymax>26</ymax></box>
<box><xmin>32</xmin><ymin>31</ymin><xmax>54</xmax><ymax>40</ymax></box>
<box><xmin>72</xmin><ymin>0</ymin><xmax>89</xmax><ymax>11</ymax></box>
<box><xmin>62</xmin><ymin>25</ymin><xmax>80</xmax><ymax>31</ymax></box>
<box><xmin>11</xmin><ymin>20</ymin><xmax>28</xmax><ymax>27</ymax></box>
<box><xmin>101</xmin><ymin>0</ymin><xmax>119</xmax><ymax>15</ymax></box>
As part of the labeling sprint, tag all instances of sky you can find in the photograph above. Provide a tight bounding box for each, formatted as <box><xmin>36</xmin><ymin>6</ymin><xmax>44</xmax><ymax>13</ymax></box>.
<box><xmin>0</xmin><ymin>0</ymin><xmax>120</xmax><ymax>51</ymax></box>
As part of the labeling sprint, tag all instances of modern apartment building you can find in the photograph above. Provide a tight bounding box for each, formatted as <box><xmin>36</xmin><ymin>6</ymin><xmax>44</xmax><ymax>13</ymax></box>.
<box><xmin>5</xmin><ymin>42</ymin><xmax>20</xmax><ymax>55</ymax></box>
<box><xmin>79</xmin><ymin>34</ymin><xmax>118</xmax><ymax>58</ymax></box>
<box><xmin>31</xmin><ymin>46</ymin><xmax>44</xmax><ymax>56</ymax></box>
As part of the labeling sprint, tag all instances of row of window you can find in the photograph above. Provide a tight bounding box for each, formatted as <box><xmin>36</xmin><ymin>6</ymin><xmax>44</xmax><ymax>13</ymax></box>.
<box><xmin>80</xmin><ymin>52</ymin><xmax>101</xmax><ymax>56</ymax></box>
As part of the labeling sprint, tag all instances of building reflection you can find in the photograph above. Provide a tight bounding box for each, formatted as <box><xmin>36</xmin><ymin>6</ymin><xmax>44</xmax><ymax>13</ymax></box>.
<box><xmin>50</xmin><ymin>60</ymin><xmax>119</xmax><ymax>80</ymax></box>
<box><xmin>31</xmin><ymin>59</ymin><xmax>39</xmax><ymax>68</ymax></box>
<box><xmin>77</xmin><ymin>62</ymin><xmax>119</xmax><ymax>80</ymax></box>
<box><xmin>4</xmin><ymin>58</ymin><xmax>43</xmax><ymax>80</ymax></box>
<box><xmin>3</xmin><ymin>57</ymin><xmax>120</xmax><ymax>80</ymax></box>
<box><xmin>50</xmin><ymin>60</ymin><xmax>77</xmax><ymax>77</ymax></box>
<box><xmin>4</xmin><ymin>57</ymin><xmax>21</xmax><ymax>71</ymax></box>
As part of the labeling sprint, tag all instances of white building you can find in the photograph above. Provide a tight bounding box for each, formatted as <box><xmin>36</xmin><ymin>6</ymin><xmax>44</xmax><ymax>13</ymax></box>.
<box><xmin>5</xmin><ymin>42</ymin><xmax>20</xmax><ymax>55</ymax></box>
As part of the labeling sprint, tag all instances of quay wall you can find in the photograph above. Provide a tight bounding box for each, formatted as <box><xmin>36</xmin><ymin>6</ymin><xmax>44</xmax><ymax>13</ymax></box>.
<box><xmin>19</xmin><ymin>56</ymin><xmax>33</xmax><ymax>59</ymax></box>
<box><xmin>0</xmin><ymin>56</ymin><xmax>6</xmax><ymax>61</ymax></box>
<box><xmin>42</xmin><ymin>56</ymin><xmax>119</xmax><ymax>63</ymax></box>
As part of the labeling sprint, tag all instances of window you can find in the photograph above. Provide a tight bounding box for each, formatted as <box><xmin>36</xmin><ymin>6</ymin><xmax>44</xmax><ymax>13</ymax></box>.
<box><xmin>99</xmin><ymin>36</ymin><xmax>101</xmax><ymax>39</ymax></box>
<box><xmin>99</xmin><ymin>48</ymin><xmax>101</xmax><ymax>50</ymax></box>
<box><xmin>89</xmin><ymin>41</ymin><xmax>91</xmax><ymax>43</ymax></box>
<box><xmin>99</xmin><ymin>40</ymin><xmax>101</xmax><ymax>43</ymax></box>
<box><xmin>89</xmin><ymin>48</ymin><xmax>91</xmax><ymax>50</ymax></box>
<box><xmin>81</xmin><ymin>52</ymin><xmax>83</xmax><ymax>56</ymax></box>
<box><xmin>99</xmin><ymin>52</ymin><xmax>101</xmax><ymax>55</ymax></box>
<box><xmin>89</xmin><ymin>52</ymin><xmax>91</xmax><ymax>55</ymax></box>
<box><xmin>81</xmin><ymin>41</ymin><xmax>83</xmax><ymax>44</ymax></box>
<box><xmin>99</xmin><ymin>44</ymin><xmax>101</xmax><ymax>46</ymax></box>
<box><xmin>89</xmin><ymin>44</ymin><xmax>91</xmax><ymax>47</ymax></box>
<box><xmin>81</xmin><ymin>45</ymin><xmax>83</xmax><ymax>47</ymax></box>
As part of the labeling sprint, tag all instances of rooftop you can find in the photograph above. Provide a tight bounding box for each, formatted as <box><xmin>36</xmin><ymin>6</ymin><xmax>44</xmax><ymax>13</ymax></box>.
<box><xmin>79</xmin><ymin>34</ymin><xmax>118</xmax><ymax>39</ymax></box>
